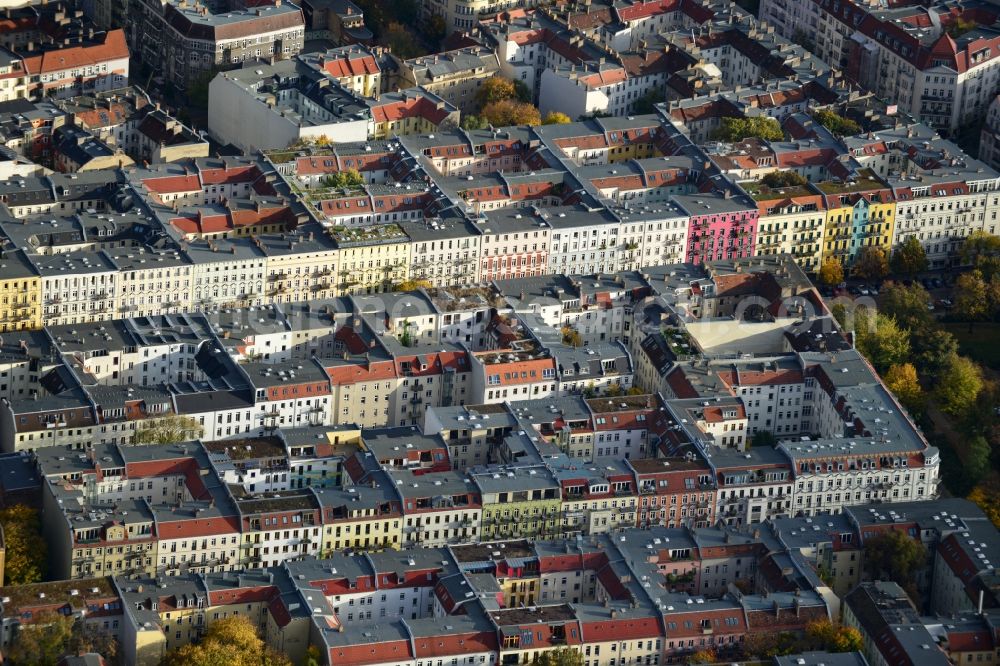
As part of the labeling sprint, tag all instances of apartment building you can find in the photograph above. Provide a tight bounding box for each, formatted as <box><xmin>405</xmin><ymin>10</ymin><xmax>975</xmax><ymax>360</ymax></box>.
<box><xmin>128</xmin><ymin>0</ymin><xmax>304</xmax><ymax>91</ymax></box>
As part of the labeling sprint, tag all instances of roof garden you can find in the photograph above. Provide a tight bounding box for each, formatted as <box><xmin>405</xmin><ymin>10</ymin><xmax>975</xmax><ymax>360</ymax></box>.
<box><xmin>329</xmin><ymin>223</ymin><xmax>409</xmax><ymax>246</ymax></box>
<box><xmin>815</xmin><ymin>169</ymin><xmax>885</xmax><ymax>195</ymax></box>
<box><xmin>742</xmin><ymin>181</ymin><xmax>816</xmax><ymax>201</ymax></box>
<box><xmin>0</xmin><ymin>577</ymin><xmax>116</xmax><ymax>612</ymax></box>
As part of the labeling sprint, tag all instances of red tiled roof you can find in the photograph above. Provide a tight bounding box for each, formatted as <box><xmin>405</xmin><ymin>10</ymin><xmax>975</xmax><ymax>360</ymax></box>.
<box><xmin>22</xmin><ymin>29</ymin><xmax>128</xmax><ymax>76</ymax></box>
<box><xmin>324</xmin><ymin>54</ymin><xmax>380</xmax><ymax>78</ymax></box>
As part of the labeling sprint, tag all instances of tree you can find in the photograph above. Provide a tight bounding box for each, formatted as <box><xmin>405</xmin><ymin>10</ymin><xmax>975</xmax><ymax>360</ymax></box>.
<box><xmin>380</xmin><ymin>22</ymin><xmax>424</xmax><ymax>59</ymax></box>
<box><xmin>955</xmin><ymin>270</ymin><xmax>988</xmax><ymax>329</ymax></box>
<box><xmin>831</xmin><ymin>302</ymin><xmax>848</xmax><ymax>330</ymax></box>
<box><xmin>426</xmin><ymin>14</ymin><xmax>447</xmax><ymax>46</ymax></box>
<box><xmin>709</xmin><ymin>116</ymin><xmax>783</xmax><ymax>142</ymax></box>
<box><xmin>817</xmin><ymin>259</ymin><xmax>844</xmax><ymax>287</ymax></box>
<box><xmin>322</xmin><ymin>168</ymin><xmax>365</xmax><ymax>189</ymax></box>
<box><xmin>605</xmin><ymin>383</ymin><xmax>624</xmax><ymax>397</ymax></box>
<box><xmin>890</xmin><ymin>236</ymin><xmax>928</xmax><ymax>278</ymax></box>
<box><xmin>632</xmin><ymin>88</ymin><xmax>662</xmax><ymax>114</ymax></box>
<box><xmin>803</xmin><ymin>620</ymin><xmax>864</xmax><ymax>653</ymax></box>
<box><xmin>968</xmin><ymin>482</ymin><xmax>1000</xmax><ymax>528</ymax></box>
<box><xmin>305</xmin><ymin>645</ymin><xmax>323</xmax><ymax>666</ymax></box>
<box><xmin>543</xmin><ymin>111</ymin><xmax>572</xmax><ymax>125</ymax></box>
<box><xmin>0</xmin><ymin>504</ymin><xmax>47</xmax><ymax>584</ymax></box>
<box><xmin>687</xmin><ymin>648</ymin><xmax>717</xmax><ymax>664</ymax></box>
<box><xmin>751</xmin><ymin>431</ymin><xmax>777</xmax><ymax>448</ymax></box>
<box><xmin>186</xmin><ymin>67</ymin><xmax>222</xmax><ymax>113</ymax></box>
<box><xmin>475</xmin><ymin>76</ymin><xmax>529</xmax><ymax>109</ymax></box>
<box><xmin>6</xmin><ymin>611</ymin><xmax>75</xmax><ymax>666</ymax></box>
<box><xmin>934</xmin><ymin>354</ymin><xmax>983</xmax><ymax>417</ymax></box>
<box><xmin>988</xmin><ymin>274</ymin><xmax>1000</xmax><ymax>320</ymax></box>
<box><xmin>393</xmin><ymin>279</ymin><xmax>432</xmax><ymax>291</ymax></box>
<box><xmin>851</xmin><ymin>246</ymin><xmax>888</xmax><ymax>282</ymax></box>
<box><xmin>879</xmin><ymin>282</ymin><xmax>933</xmax><ymax>330</ymax></box>
<box><xmin>462</xmin><ymin>114</ymin><xmax>487</xmax><ymax>130</ymax></box>
<box><xmin>480</xmin><ymin>100</ymin><xmax>541</xmax><ymax>127</ymax></box>
<box><xmin>131</xmin><ymin>414</ymin><xmax>202</xmax><ymax>445</ymax></box>
<box><xmin>947</xmin><ymin>16</ymin><xmax>978</xmax><ymax>37</ymax></box>
<box><xmin>163</xmin><ymin>616</ymin><xmax>291</xmax><ymax>666</ymax></box>
<box><xmin>961</xmin><ymin>231</ymin><xmax>1000</xmax><ymax>280</ymax></box>
<box><xmin>743</xmin><ymin>632</ymin><xmax>798</xmax><ymax>659</ymax></box>
<box><xmin>562</xmin><ymin>326</ymin><xmax>582</xmax><ymax>347</ymax></box>
<box><xmin>532</xmin><ymin>648</ymin><xmax>584</xmax><ymax>666</ymax></box>
<box><xmin>883</xmin><ymin>363</ymin><xmax>924</xmax><ymax>415</ymax></box>
<box><xmin>761</xmin><ymin>170</ymin><xmax>808</xmax><ymax>188</ymax></box>
<box><xmin>855</xmin><ymin>313</ymin><xmax>910</xmax><ymax>372</ymax></box>
<box><xmin>812</xmin><ymin>108</ymin><xmax>861</xmax><ymax>137</ymax></box>
<box><xmin>910</xmin><ymin>327</ymin><xmax>958</xmax><ymax>380</ymax></box>
<box><xmin>863</xmin><ymin>529</ymin><xmax>927</xmax><ymax>597</ymax></box>
<box><xmin>966</xmin><ymin>435</ymin><xmax>992</xmax><ymax>487</ymax></box>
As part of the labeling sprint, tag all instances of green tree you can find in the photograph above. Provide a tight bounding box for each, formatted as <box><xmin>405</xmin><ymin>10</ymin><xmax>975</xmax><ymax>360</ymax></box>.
<box><xmin>163</xmin><ymin>616</ymin><xmax>291</xmax><ymax>666</ymax></box>
<box><xmin>966</xmin><ymin>435</ymin><xmax>992</xmax><ymax>487</ymax></box>
<box><xmin>890</xmin><ymin>236</ymin><xmax>928</xmax><ymax>278</ymax></box>
<box><xmin>988</xmin><ymin>274</ymin><xmax>1000</xmax><ymax>320</ymax></box>
<box><xmin>879</xmin><ymin>282</ymin><xmax>933</xmax><ymax>330</ymax></box>
<box><xmin>761</xmin><ymin>170</ymin><xmax>808</xmax><ymax>188</ymax></box>
<box><xmin>803</xmin><ymin>619</ymin><xmax>864</xmax><ymax>653</ymax></box>
<box><xmin>475</xmin><ymin>76</ymin><xmax>528</xmax><ymax>109</ymax></box>
<box><xmin>632</xmin><ymin>88</ymin><xmax>662</xmax><ymax>114</ymax></box>
<box><xmin>7</xmin><ymin>611</ymin><xmax>75</xmax><ymax>666</ymax></box>
<box><xmin>955</xmin><ymin>270</ymin><xmax>988</xmax><ymax>329</ymax></box>
<box><xmin>393</xmin><ymin>278</ymin><xmax>432</xmax><ymax>291</ymax></box>
<box><xmin>851</xmin><ymin>246</ymin><xmax>889</xmax><ymax>282</ymax></box>
<box><xmin>947</xmin><ymin>16</ymin><xmax>978</xmax><ymax>37</ymax></box>
<box><xmin>380</xmin><ymin>22</ymin><xmax>425</xmax><ymax>59</ymax></box>
<box><xmin>480</xmin><ymin>99</ymin><xmax>541</xmax><ymax>127</ymax></box>
<box><xmin>831</xmin><ymin>302</ymin><xmax>848</xmax><ymax>330</ymax></box>
<box><xmin>910</xmin><ymin>327</ymin><xmax>958</xmax><ymax>380</ymax></box>
<box><xmin>322</xmin><ymin>168</ymin><xmax>365</xmax><ymax>190</ymax></box>
<box><xmin>562</xmin><ymin>326</ymin><xmax>582</xmax><ymax>347</ymax></box>
<box><xmin>812</xmin><ymin>108</ymin><xmax>861</xmax><ymax>137</ymax></box>
<box><xmin>751</xmin><ymin>431</ymin><xmax>777</xmax><ymax>448</ymax></box>
<box><xmin>462</xmin><ymin>114</ymin><xmax>487</xmax><ymax>130</ymax></box>
<box><xmin>817</xmin><ymin>258</ymin><xmax>844</xmax><ymax>286</ymax></box>
<box><xmin>186</xmin><ymin>67</ymin><xmax>222</xmax><ymax>113</ymax></box>
<box><xmin>883</xmin><ymin>363</ymin><xmax>924</xmax><ymax>416</ymax></box>
<box><xmin>934</xmin><ymin>354</ymin><xmax>983</xmax><ymax>417</ymax></box>
<box><xmin>855</xmin><ymin>313</ymin><xmax>911</xmax><ymax>372</ymax></box>
<box><xmin>543</xmin><ymin>111</ymin><xmax>572</xmax><ymax>125</ymax></box>
<box><xmin>743</xmin><ymin>632</ymin><xmax>798</xmax><ymax>659</ymax></box>
<box><xmin>532</xmin><ymin>648</ymin><xmax>584</xmax><ymax>666</ymax></box>
<box><xmin>968</xmin><ymin>482</ymin><xmax>1000</xmax><ymax>528</ymax></box>
<box><xmin>0</xmin><ymin>504</ymin><xmax>47</xmax><ymax>584</ymax></box>
<box><xmin>709</xmin><ymin>116</ymin><xmax>783</xmax><ymax>142</ymax></box>
<box><xmin>687</xmin><ymin>648</ymin><xmax>717</xmax><ymax>665</ymax></box>
<box><xmin>132</xmin><ymin>414</ymin><xmax>202</xmax><ymax>445</ymax></box>
<box><xmin>863</xmin><ymin>530</ymin><xmax>927</xmax><ymax>598</ymax></box>
<box><xmin>426</xmin><ymin>14</ymin><xmax>447</xmax><ymax>46</ymax></box>
<box><xmin>305</xmin><ymin>645</ymin><xmax>323</xmax><ymax>666</ymax></box>
<box><xmin>961</xmin><ymin>231</ymin><xmax>1000</xmax><ymax>280</ymax></box>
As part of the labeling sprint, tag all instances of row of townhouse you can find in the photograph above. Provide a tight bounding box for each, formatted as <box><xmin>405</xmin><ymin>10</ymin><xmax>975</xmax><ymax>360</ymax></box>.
<box><xmin>27</xmin><ymin>346</ymin><xmax>939</xmax><ymax>582</ymax></box>
<box><xmin>0</xmin><ymin>2</ymin><xmax>130</xmax><ymax>103</ymax></box>
<box><xmin>713</xmin><ymin>114</ymin><xmax>1000</xmax><ymax>269</ymax></box>
<box><xmin>0</xmin><ymin>524</ymin><xmax>848</xmax><ymax>666</ymax></box>
<box><xmin>4</xmin><ymin>502</ymin><xmax>996</xmax><ymax>665</ymax></box>
<box><xmin>758</xmin><ymin>0</ymin><xmax>1000</xmax><ymax>135</ymax></box>
<box><xmin>3</xmin><ymin>113</ymin><xmax>996</xmax><ymax>335</ymax></box>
